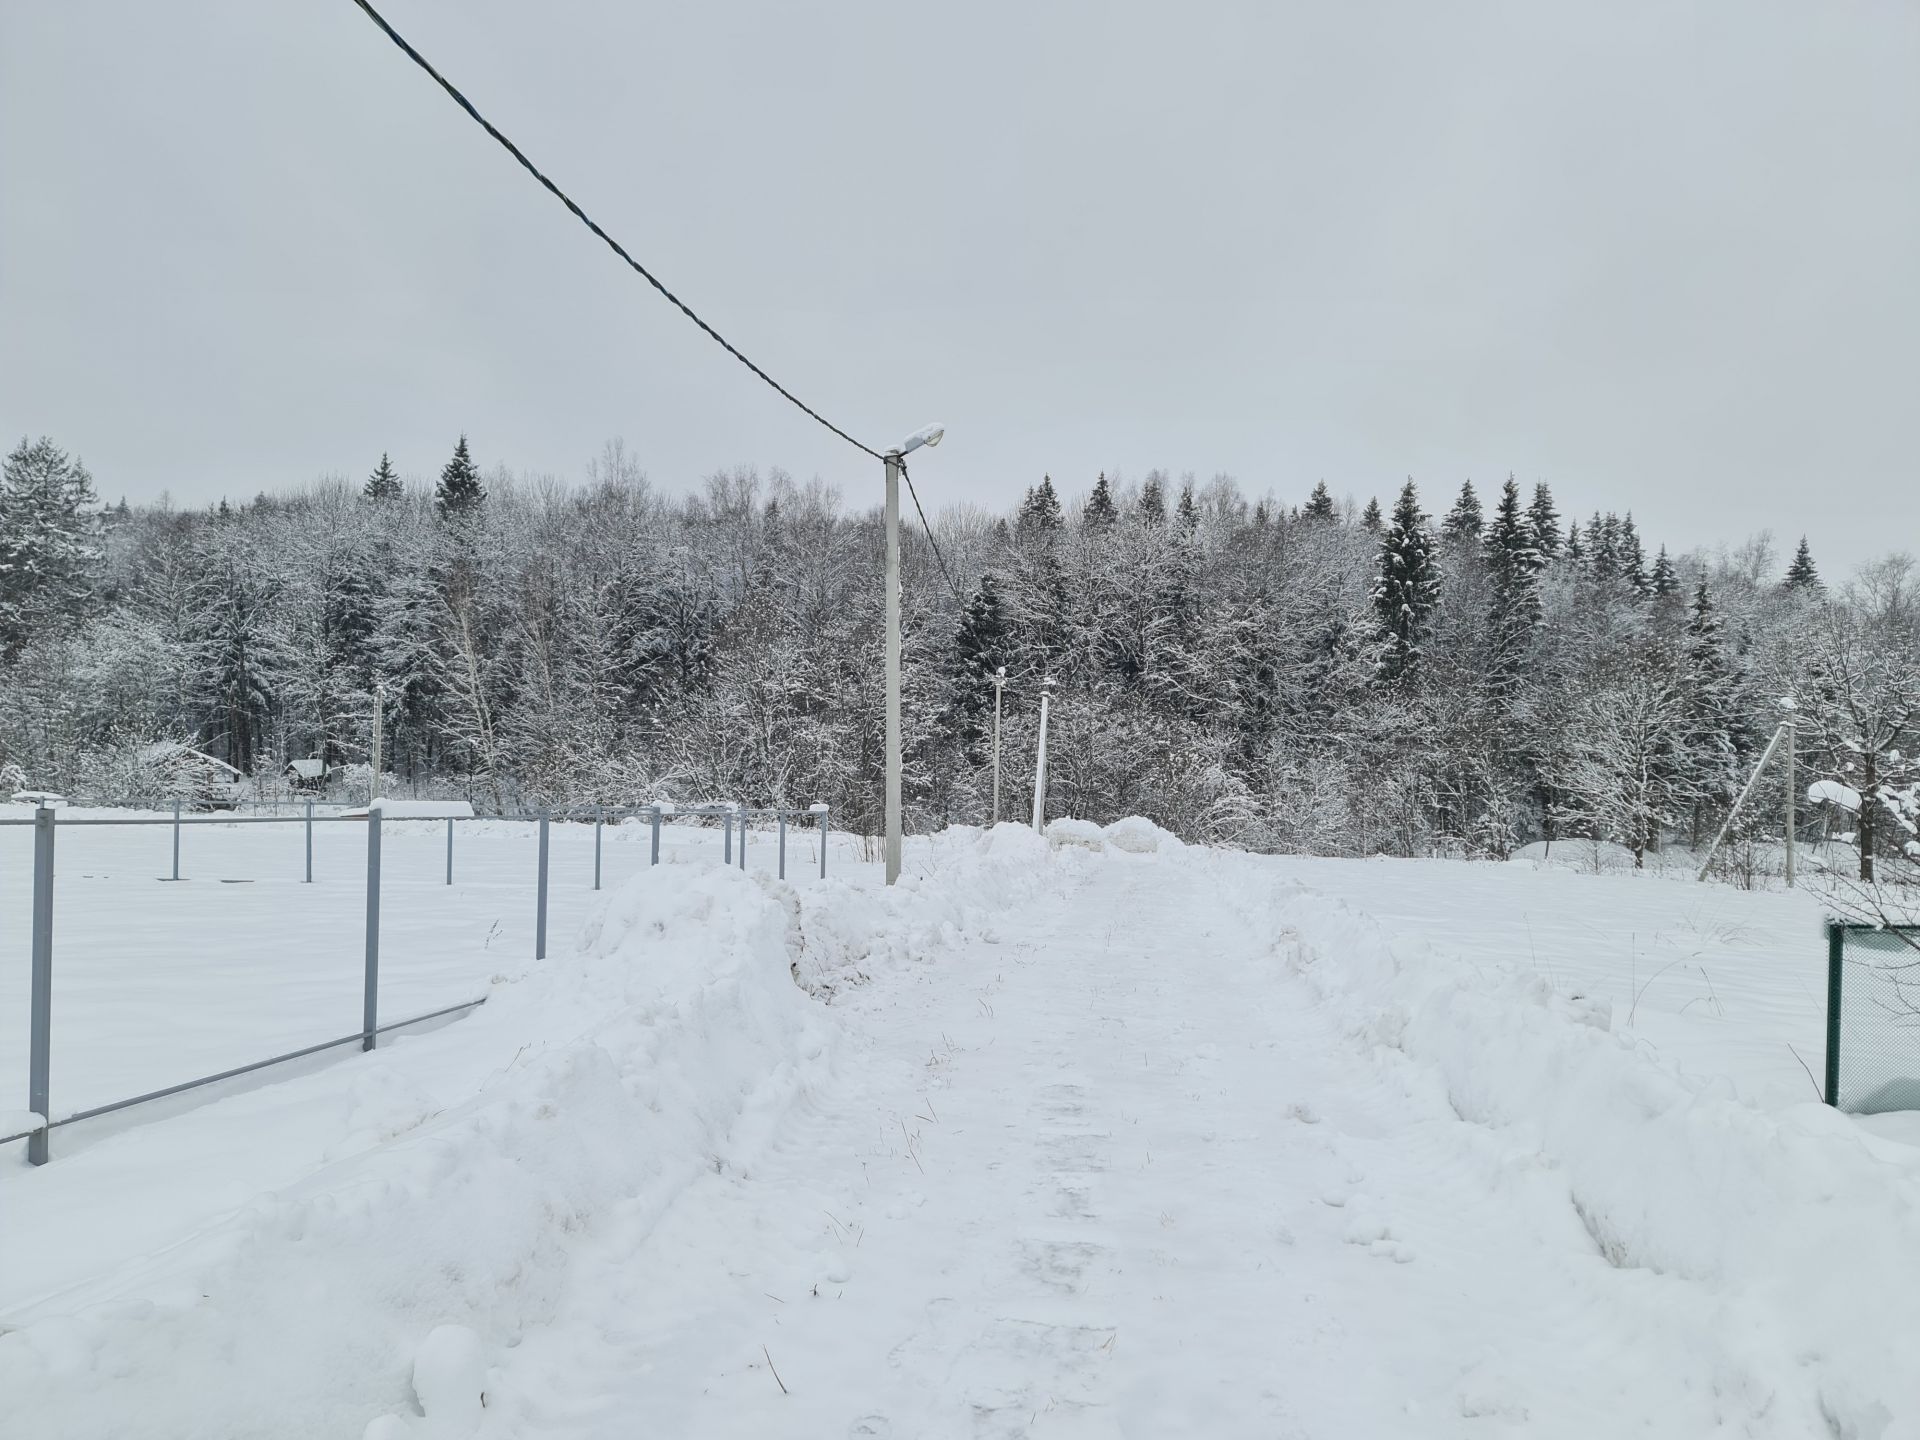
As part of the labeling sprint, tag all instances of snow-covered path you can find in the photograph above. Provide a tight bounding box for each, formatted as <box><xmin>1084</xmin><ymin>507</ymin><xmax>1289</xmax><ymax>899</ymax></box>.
<box><xmin>470</xmin><ymin>848</ymin><xmax>1744</xmax><ymax>1438</ymax></box>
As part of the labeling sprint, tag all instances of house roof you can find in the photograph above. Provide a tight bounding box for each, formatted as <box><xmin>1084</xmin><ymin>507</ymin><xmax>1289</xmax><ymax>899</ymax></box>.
<box><xmin>287</xmin><ymin>759</ymin><xmax>328</xmax><ymax>779</ymax></box>
<box><xmin>138</xmin><ymin>742</ymin><xmax>243</xmax><ymax>778</ymax></box>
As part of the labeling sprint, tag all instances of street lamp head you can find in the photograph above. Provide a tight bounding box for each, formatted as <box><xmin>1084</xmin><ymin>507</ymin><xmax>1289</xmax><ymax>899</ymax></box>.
<box><xmin>995</xmin><ymin>666</ymin><xmax>1007</xmax><ymax>679</ymax></box>
<box><xmin>896</xmin><ymin>423</ymin><xmax>946</xmax><ymax>456</ymax></box>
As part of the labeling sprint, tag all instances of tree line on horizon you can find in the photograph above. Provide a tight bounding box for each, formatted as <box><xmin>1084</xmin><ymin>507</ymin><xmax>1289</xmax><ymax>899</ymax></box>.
<box><xmin>1</xmin><ymin>432</ymin><xmax>1915</xmax><ymax>880</ymax></box>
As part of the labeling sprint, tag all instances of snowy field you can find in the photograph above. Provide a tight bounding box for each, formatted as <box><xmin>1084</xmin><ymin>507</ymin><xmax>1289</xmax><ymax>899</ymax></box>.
<box><xmin>4</xmin><ymin>813</ymin><xmax>1919</xmax><ymax>1437</ymax></box>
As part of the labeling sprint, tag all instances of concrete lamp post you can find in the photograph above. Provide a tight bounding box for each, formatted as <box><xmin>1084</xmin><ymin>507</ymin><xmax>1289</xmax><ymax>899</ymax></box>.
<box><xmin>884</xmin><ymin>424</ymin><xmax>945</xmax><ymax>886</ymax></box>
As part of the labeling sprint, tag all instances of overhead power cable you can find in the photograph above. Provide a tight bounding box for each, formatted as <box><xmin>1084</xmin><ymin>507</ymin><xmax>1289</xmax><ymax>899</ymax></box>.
<box><xmin>898</xmin><ymin>457</ymin><xmax>961</xmax><ymax>598</ymax></box>
<box><xmin>346</xmin><ymin>0</ymin><xmax>884</xmax><ymax>462</ymax></box>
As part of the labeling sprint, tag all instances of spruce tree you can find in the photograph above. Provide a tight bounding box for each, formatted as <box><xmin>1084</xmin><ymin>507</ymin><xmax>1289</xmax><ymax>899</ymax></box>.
<box><xmin>1360</xmin><ymin>496</ymin><xmax>1383</xmax><ymax>532</ymax></box>
<box><xmin>1565</xmin><ymin>519</ymin><xmax>1583</xmax><ymax>564</ymax></box>
<box><xmin>1137</xmin><ymin>474</ymin><xmax>1166</xmax><ymax>525</ymax></box>
<box><xmin>1484</xmin><ymin>478</ymin><xmax>1542</xmax><ymax>685</ymax></box>
<box><xmin>1528</xmin><ymin>482</ymin><xmax>1561</xmax><ymax>558</ymax></box>
<box><xmin>1083</xmin><ymin>472</ymin><xmax>1118</xmax><ymax>530</ymax></box>
<box><xmin>948</xmin><ymin>573</ymin><xmax>1012</xmax><ymax>757</ymax></box>
<box><xmin>1175</xmin><ymin>482</ymin><xmax>1199</xmax><ymax>535</ymax></box>
<box><xmin>1016</xmin><ymin>475</ymin><xmax>1064</xmax><ymax>539</ymax></box>
<box><xmin>1783</xmin><ymin>536</ymin><xmax>1823</xmax><ymax>593</ymax></box>
<box><xmin>1588</xmin><ymin>513</ymin><xmax>1619</xmax><ymax>580</ymax></box>
<box><xmin>1619</xmin><ymin>513</ymin><xmax>1649</xmax><ymax>596</ymax></box>
<box><xmin>1370</xmin><ymin>480</ymin><xmax>1440</xmax><ymax>682</ymax></box>
<box><xmin>1683</xmin><ymin>577</ymin><xmax>1744</xmax><ymax>814</ymax></box>
<box><xmin>1651</xmin><ymin>545</ymin><xmax>1679</xmax><ymax>597</ymax></box>
<box><xmin>1302</xmin><ymin>481</ymin><xmax>1337</xmax><ymax>522</ymax></box>
<box><xmin>435</xmin><ymin>436</ymin><xmax>486</xmax><ymax>519</ymax></box>
<box><xmin>364</xmin><ymin>453</ymin><xmax>402</xmax><ymax>502</ymax></box>
<box><xmin>1441</xmin><ymin>479</ymin><xmax>1483</xmax><ymax>541</ymax></box>
<box><xmin>0</xmin><ymin>436</ymin><xmax>102</xmax><ymax>658</ymax></box>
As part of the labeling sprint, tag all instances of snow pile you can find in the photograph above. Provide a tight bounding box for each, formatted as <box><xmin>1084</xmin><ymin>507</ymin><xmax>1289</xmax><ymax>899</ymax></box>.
<box><xmin>783</xmin><ymin>823</ymin><xmax>1068</xmax><ymax>995</ymax></box>
<box><xmin>1104</xmin><ymin>815</ymin><xmax>1179</xmax><ymax>854</ymax></box>
<box><xmin>0</xmin><ymin>862</ymin><xmax>828</xmax><ymax>1440</ymax></box>
<box><xmin>1045</xmin><ymin>817</ymin><xmax>1106</xmax><ymax>851</ymax></box>
<box><xmin>0</xmin><ymin>826</ymin><xmax>1091</xmax><ymax>1438</ymax></box>
<box><xmin>1235</xmin><ymin>865</ymin><xmax>1920</xmax><ymax>1431</ymax></box>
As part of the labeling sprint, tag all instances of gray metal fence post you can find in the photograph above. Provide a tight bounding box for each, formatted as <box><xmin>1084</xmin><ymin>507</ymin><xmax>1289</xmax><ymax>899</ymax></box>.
<box><xmin>738</xmin><ymin>812</ymin><xmax>747</xmax><ymax>871</ymax></box>
<box><xmin>724</xmin><ymin>810</ymin><xmax>733</xmax><ymax>865</ymax></box>
<box><xmin>650</xmin><ymin>805</ymin><xmax>661</xmax><ymax>866</ymax></box>
<box><xmin>594</xmin><ymin>807</ymin><xmax>603</xmax><ymax>891</ymax></box>
<box><xmin>304</xmin><ymin>800</ymin><xmax>313</xmax><ymax>883</ymax></box>
<box><xmin>820</xmin><ymin>805</ymin><xmax>829</xmax><ymax>879</ymax></box>
<box><xmin>27</xmin><ymin>806</ymin><xmax>55</xmax><ymax>1165</ymax></box>
<box><xmin>536</xmin><ymin>811</ymin><xmax>550</xmax><ymax>960</ymax></box>
<box><xmin>778</xmin><ymin>812</ymin><xmax>787</xmax><ymax>879</ymax></box>
<box><xmin>171</xmin><ymin>798</ymin><xmax>181</xmax><ymax>881</ymax></box>
<box><xmin>446</xmin><ymin>817</ymin><xmax>454</xmax><ymax>885</ymax></box>
<box><xmin>362</xmin><ymin>810</ymin><xmax>382</xmax><ymax>1052</ymax></box>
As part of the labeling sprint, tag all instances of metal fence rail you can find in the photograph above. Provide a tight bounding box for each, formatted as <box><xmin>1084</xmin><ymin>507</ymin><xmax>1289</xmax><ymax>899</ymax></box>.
<box><xmin>6</xmin><ymin>799</ymin><xmax>833</xmax><ymax>1164</ymax></box>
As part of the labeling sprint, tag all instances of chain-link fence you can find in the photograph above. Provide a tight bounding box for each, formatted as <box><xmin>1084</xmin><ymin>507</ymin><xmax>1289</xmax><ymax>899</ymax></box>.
<box><xmin>1825</xmin><ymin>921</ymin><xmax>1920</xmax><ymax>1113</ymax></box>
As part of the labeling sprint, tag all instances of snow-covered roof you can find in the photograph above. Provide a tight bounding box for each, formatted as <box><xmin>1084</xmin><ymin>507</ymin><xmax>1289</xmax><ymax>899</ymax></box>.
<box><xmin>1807</xmin><ymin>780</ymin><xmax>1861</xmax><ymax>813</ymax></box>
<box><xmin>138</xmin><ymin>742</ymin><xmax>243</xmax><ymax>777</ymax></box>
<box><xmin>286</xmin><ymin>758</ymin><xmax>328</xmax><ymax>779</ymax></box>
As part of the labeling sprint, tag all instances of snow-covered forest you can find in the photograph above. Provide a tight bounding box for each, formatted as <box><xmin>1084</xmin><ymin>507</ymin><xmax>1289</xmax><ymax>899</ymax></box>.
<box><xmin>3</xmin><ymin>434</ymin><xmax>1915</xmax><ymax>872</ymax></box>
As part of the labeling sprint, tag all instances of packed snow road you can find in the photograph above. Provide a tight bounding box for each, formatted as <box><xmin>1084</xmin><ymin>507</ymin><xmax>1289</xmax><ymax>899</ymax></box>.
<box><xmin>464</xmin><ymin>843</ymin><xmax>1762</xmax><ymax>1437</ymax></box>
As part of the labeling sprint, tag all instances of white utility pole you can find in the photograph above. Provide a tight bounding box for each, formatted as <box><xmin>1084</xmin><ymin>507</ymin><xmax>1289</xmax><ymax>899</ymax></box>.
<box><xmin>370</xmin><ymin>683</ymin><xmax>385</xmax><ymax>803</ymax></box>
<box><xmin>1784</xmin><ymin>720</ymin><xmax>1796</xmax><ymax>888</ymax></box>
<box><xmin>884</xmin><ymin>452</ymin><xmax>902</xmax><ymax>885</ymax></box>
<box><xmin>991</xmin><ymin>666</ymin><xmax>1007</xmax><ymax>825</ymax></box>
<box><xmin>1031</xmin><ymin>681</ymin><xmax>1053</xmax><ymax>831</ymax></box>
<box><xmin>881</xmin><ymin>424</ymin><xmax>945</xmax><ymax>887</ymax></box>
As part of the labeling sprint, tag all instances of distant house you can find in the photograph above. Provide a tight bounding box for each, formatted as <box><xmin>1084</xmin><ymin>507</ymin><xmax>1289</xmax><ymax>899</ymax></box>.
<box><xmin>285</xmin><ymin>757</ymin><xmax>331</xmax><ymax>793</ymax></box>
<box><xmin>140</xmin><ymin>743</ymin><xmax>247</xmax><ymax>810</ymax></box>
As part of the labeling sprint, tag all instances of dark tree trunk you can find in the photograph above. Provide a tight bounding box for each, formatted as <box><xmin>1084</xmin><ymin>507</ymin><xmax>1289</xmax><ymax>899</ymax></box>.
<box><xmin>1861</xmin><ymin>748</ymin><xmax>1877</xmax><ymax>882</ymax></box>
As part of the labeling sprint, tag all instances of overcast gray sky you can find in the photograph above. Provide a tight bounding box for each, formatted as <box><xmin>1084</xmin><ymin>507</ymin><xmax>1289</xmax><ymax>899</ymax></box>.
<box><xmin>4</xmin><ymin>1</ymin><xmax>1915</xmax><ymax>573</ymax></box>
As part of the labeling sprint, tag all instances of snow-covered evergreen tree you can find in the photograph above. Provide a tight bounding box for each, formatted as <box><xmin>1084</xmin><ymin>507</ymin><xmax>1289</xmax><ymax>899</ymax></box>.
<box><xmin>434</xmin><ymin>436</ymin><xmax>486</xmax><ymax>519</ymax></box>
<box><xmin>1083</xmin><ymin>473</ymin><xmax>1117</xmax><ymax>530</ymax></box>
<box><xmin>1783</xmin><ymin>536</ymin><xmax>1823</xmax><ymax>593</ymax></box>
<box><xmin>1441</xmin><ymin>480</ymin><xmax>1483</xmax><ymax>542</ymax></box>
<box><xmin>0</xmin><ymin>436</ymin><xmax>102</xmax><ymax>659</ymax></box>
<box><xmin>364</xmin><ymin>453</ymin><xmax>402</xmax><ymax>502</ymax></box>
<box><xmin>1370</xmin><ymin>481</ymin><xmax>1440</xmax><ymax>684</ymax></box>
<box><xmin>1484</xmin><ymin>477</ymin><xmax>1542</xmax><ymax>685</ymax></box>
<box><xmin>1528</xmin><ymin>483</ymin><xmax>1561</xmax><ymax>559</ymax></box>
<box><xmin>1016</xmin><ymin>476</ymin><xmax>1065</xmax><ymax>540</ymax></box>
<box><xmin>1302</xmin><ymin>481</ymin><xmax>1337</xmax><ymax>522</ymax></box>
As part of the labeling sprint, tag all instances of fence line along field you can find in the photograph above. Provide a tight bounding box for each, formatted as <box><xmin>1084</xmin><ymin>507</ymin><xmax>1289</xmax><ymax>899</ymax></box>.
<box><xmin>0</xmin><ymin>805</ymin><xmax>849</xmax><ymax>1137</ymax></box>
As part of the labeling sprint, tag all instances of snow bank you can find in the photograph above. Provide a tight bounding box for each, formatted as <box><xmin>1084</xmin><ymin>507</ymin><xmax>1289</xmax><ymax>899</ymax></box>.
<box><xmin>1045</xmin><ymin>817</ymin><xmax>1106</xmax><ymax>851</ymax></box>
<box><xmin>783</xmin><ymin>823</ymin><xmax>1063</xmax><ymax>995</ymax></box>
<box><xmin>1104</xmin><ymin>815</ymin><xmax>1179</xmax><ymax>854</ymax></box>
<box><xmin>0</xmin><ymin>862</ymin><xmax>826</xmax><ymax>1440</ymax></box>
<box><xmin>0</xmin><ymin>828</ymin><xmax>1084</xmax><ymax>1438</ymax></box>
<box><xmin>1231</xmin><ymin>865</ymin><xmax>1920</xmax><ymax>1432</ymax></box>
